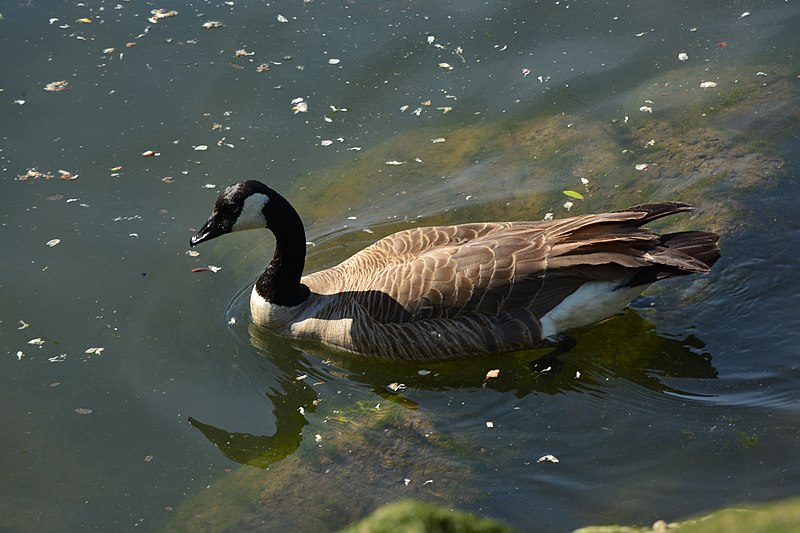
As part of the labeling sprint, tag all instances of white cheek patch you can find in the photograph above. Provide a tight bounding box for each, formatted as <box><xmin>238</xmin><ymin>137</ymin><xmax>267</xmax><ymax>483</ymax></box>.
<box><xmin>232</xmin><ymin>193</ymin><xmax>270</xmax><ymax>232</ymax></box>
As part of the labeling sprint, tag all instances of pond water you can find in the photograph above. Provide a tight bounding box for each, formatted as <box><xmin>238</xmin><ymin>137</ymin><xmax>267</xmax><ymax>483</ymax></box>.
<box><xmin>2</xmin><ymin>0</ymin><xmax>800</xmax><ymax>531</ymax></box>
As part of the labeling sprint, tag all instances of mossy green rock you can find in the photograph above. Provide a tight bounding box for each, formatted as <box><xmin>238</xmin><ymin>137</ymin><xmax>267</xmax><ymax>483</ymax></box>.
<box><xmin>340</xmin><ymin>499</ymin><xmax>518</xmax><ymax>533</ymax></box>
<box><xmin>574</xmin><ymin>497</ymin><xmax>800</xmax><ymax>533</ymax></box>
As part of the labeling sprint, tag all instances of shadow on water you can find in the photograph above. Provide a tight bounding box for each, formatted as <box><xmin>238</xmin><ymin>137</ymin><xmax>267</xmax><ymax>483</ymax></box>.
<box><xmin>188</xmin><ymin>305</ymin><xmax>717</xmax><ymax>469</ymax></box>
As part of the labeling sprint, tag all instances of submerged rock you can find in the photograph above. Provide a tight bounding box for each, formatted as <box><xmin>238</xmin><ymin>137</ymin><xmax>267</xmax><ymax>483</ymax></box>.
<box><xmin>164</xmin><ymin>401</ymin><xmax>477</xmax><ymax>532</ymax></box>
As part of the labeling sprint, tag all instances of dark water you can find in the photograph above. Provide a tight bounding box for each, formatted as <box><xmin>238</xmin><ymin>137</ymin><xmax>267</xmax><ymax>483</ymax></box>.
<box><xmin>2</xmin><ymin>0</ymin><xmax>800</xmax><ymax>531</ymax></box>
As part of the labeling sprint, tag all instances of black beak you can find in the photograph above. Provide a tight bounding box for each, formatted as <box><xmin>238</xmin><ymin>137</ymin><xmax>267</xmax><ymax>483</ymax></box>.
<box><xmin>190</xmin><ymin>216</ymin><xmax>225</xmax><ymax>247</ymax></box>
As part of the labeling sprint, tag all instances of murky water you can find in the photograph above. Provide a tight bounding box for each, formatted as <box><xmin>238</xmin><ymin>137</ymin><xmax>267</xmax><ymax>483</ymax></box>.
<box><xmin>2</xmin><ymin>0</ymin><xmax>799</xmax><ymax>531</ymax></box>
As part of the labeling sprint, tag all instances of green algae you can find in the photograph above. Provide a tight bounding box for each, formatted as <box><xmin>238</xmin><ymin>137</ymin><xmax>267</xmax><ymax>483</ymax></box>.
<box><xmin>283</xmin><ymin>66</ymin><xmax>795</xmax><ymax>245</ymax></box>
<box><xmin>164</xmin><ymin>399</ymin><xmax>478</xmax><ymax>533</ymax></box>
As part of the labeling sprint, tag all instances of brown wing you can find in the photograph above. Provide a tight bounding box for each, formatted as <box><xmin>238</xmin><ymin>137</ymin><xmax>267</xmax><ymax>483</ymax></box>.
<box><xmin>303</xmin><ymin>203</ymin><xmax>718</xmax><ymax>325</ymax></box>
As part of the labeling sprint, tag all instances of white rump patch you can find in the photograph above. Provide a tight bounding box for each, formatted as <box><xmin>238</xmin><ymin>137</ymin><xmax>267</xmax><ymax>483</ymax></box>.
<box><xmin>540</xmin><ymin>281</ymin><xmax>647</xmax><ymax>337</ymax></box>
<box><xmin>232</xmin><ymin>193</ymin><xmax>270</xmax><ymax>232</ymax></box>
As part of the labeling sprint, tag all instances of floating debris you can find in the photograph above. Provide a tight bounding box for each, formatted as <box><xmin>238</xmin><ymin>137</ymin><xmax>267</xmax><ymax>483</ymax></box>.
<box><xmin>639</xmin><ymin>105</ymin><xmax>653</xmax><ymax>113</ymax></box>
<box><xmin>635</xmin><ymin>163</ymin><xmax>650</xmax><ymax>171</ymax></box>
<box><xmin>58</xmin><ymin>169</ymin><xmax>78</xmax><ymax>180</ymax></box>
<box><xmin>234</xmin><ymin>49</ymin><xmax>253</xmax><ymax>57</ymax></box>
<box><xmin>537</xmin><ymin>454</ymin><xmax>560</xmax><ymax>463</ymax></box>
<box><xmin>28</xmin><ymin>338</ymin><xmax>46</xmax><ymax>346</ymax></box>
<box><xmin>84</xmin><ymin>347</ymin><xmax>105</xmax><ymax>356</ymax></box>
<box><xmin>431</xmin><ymin>138</ymin><xmax>446</xmax><ymax>144</ymax></box>
<box><xmin>74</xmin><ymin>407</ymin><xmax>93</xmax><ymax>415</ymax></box>
<box><xmin>438</xmin><ymin>62</ymin><xmax>453</xmax><ymax>71</ymax></box>
<box><xmin>563</xmin><ymin>190</ymin><xmax>584</xmax><ymax>201</ymax></box>
<box><xmin>385</xmin><ymin>160</ymin><xmax>405</xmax><ymax>166</ymax></box>
<box><xmin>485</xmin><ymin>369</ymin><xmax>500</xmax><ymax>380</ymax></box>
<box><xmin>700</xmin><ymin>81</ymin><xmax>718</xmax><ymax>88</ymax></box>
<box><xmin>18</xmin><ymin>320</ymin><xmax>31</xmax><ymax>330</ymax></box>
<box><xmin>46</xmin><ymin>238</ymin><xmax>61</xmax><ymax>247</ymax></box>
<box><xmin>44</xmin><ymin>80</ymin><xmax>70</xmax><ymax>92</ymax></box>
<box><xmin>387</xmin><ymin>382</ymin><xmax>406</xmax><ymax>392</ymax></box>
<box><xmin>291</xmin><ymin>97</ymin><xmax>308</xmax><ymax>113</ymax></box>
<box><xmin>436</xmin><ymin>106</ymin><xmax>453</xmax><ymax>113</ymax></box>
<box><xmin>485</xmin><ymin>421</ymin><xmax>494</xmax><ymax>428</ymax></box>
<box><xmin>193</xmin><ymin>145</ymin><xmax>208</xmax><ymax>151</ymax></box>
<box><xmin>328</xmin><ymin>58</ymin><xmax>340</xmax><ymax>65</ymax></box>
<box><xmin>149</xmin><ymin>8</ymin><xmax>177</xmax><ymax>24</ymax></box>
<box><xmin>142</xmin><ymin>150</ymin><xmax>160</xmax><ymax>157</ymax></box>
<box><xmin>202</xmin><ymin>20</ymin><xmax>223</xmax><ymax>29</ymax></box>
<box><xmin>276</xmin><ymin>14</ymin><xmax>288</xmax><ymax>23</ymax></box>
<box><xmin>320</xmin><ymin>140</ymin><xmax>333</xmax><ymax>146</ymax></box>
<box><xmin>678</xmin><ymin>52</ymin><xmax>688</xmax><ymax>61</ymax></box>
<box><xmin>49</xmin><ymin>354</ymin><xmax>67</xmax><ymax>363</ymax></box>
<box><xmin>191</xmin><ymin>265</ymin><xmax>222</xmax><ymax>273</ymax></box>
<box><xmin>17</xmin><ymin>168</ymin><xmax>50</xmax><ymax>180</ymax></box>
<box><xmin>256</xmin><ymin>64</ymin><xmax>270</xmax><ymax>72</ymax></box>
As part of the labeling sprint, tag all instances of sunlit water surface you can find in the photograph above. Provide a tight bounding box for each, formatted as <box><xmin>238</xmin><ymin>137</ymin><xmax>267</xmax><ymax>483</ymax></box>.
<box><xmin>2</xmin><ymin>0</ymin><xmax>799</xmax><ymax>531</ymax></box>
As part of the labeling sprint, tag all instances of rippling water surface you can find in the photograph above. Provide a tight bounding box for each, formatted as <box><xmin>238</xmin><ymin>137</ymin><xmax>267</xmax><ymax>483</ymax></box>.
<box><xmin>2</xmin><ymin>0</ymin><xmax>799</xmax><ymax>531</ymax></box>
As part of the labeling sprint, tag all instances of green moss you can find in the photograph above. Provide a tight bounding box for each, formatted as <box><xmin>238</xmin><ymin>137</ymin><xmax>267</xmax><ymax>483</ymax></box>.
<box><xmin>574</xmin><ymin>497</ymin><xmax>800</xmax><ymax>533</ymax></box>
<box><xmin>340</xmin><ymin>499</ymin><xmax>518</xmax><ymax>533</ymax></box>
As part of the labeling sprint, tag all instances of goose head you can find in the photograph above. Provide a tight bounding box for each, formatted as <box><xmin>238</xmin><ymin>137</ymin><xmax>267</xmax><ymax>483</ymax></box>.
<box><xmin>190</xmin><ymin>180</ymin><xmax>310</xmax><ymax>307</ymax></box>
<box><xmin>190</xmin><ymin>181</ymin><xmax>275</xmax><ymax>246</ymax></box>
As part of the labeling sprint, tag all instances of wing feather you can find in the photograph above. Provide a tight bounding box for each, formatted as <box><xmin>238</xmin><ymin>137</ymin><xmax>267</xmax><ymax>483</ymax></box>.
<box><xmin>301</xmin><ymin>203</ymin><xmax>718</xmax><ymax>331</ymax></box>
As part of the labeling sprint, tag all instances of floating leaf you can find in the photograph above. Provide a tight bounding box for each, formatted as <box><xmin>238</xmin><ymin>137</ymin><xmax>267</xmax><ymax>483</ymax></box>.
<box><xmin>44</xmin><ymin>80</ymin><xmax>70</xmax><ymax>92</ymax></box>
<box><xmin>562</xmin><ymin>190</ymin><xmax>584</xmax><ymax>201</ymax></box>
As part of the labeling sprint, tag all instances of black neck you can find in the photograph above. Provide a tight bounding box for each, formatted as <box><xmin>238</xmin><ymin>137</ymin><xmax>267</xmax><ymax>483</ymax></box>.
<box><xmin>254</xmin><ymin>192</ymin><xmax>310</xmax><ymax>307</ymax></box>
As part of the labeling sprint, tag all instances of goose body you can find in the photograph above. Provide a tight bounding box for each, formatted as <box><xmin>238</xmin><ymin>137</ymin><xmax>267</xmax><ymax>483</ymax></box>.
<box><xmin>190</xmin><ymin>181</ymin><xmax>719</xmax><ymax>361</ymax></box>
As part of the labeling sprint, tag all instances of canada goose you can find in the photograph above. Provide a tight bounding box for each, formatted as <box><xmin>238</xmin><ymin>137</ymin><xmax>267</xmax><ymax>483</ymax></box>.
<box><xmin>190</xmin><ymin>180</ymin><xmax>719</xmax><ymax>361</ymax></box>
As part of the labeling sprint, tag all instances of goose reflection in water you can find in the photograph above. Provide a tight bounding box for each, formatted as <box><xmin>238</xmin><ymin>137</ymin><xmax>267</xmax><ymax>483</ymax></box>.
<box><xmin>188</xmin><ymin>310</ymin><xmax>716</xmax><ymax>468</ymax></box>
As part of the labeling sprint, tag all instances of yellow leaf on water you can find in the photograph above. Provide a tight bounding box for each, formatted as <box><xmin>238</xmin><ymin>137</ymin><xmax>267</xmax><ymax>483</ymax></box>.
<box><xmin>563</xmin><ymin>190</ymin><xmax>585</xmax><ymax>200</ymax></box>
<box><xmin>77</xmin><ymin>17</ymin><xmax>92</xmax><ymax>23</ymax></box>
